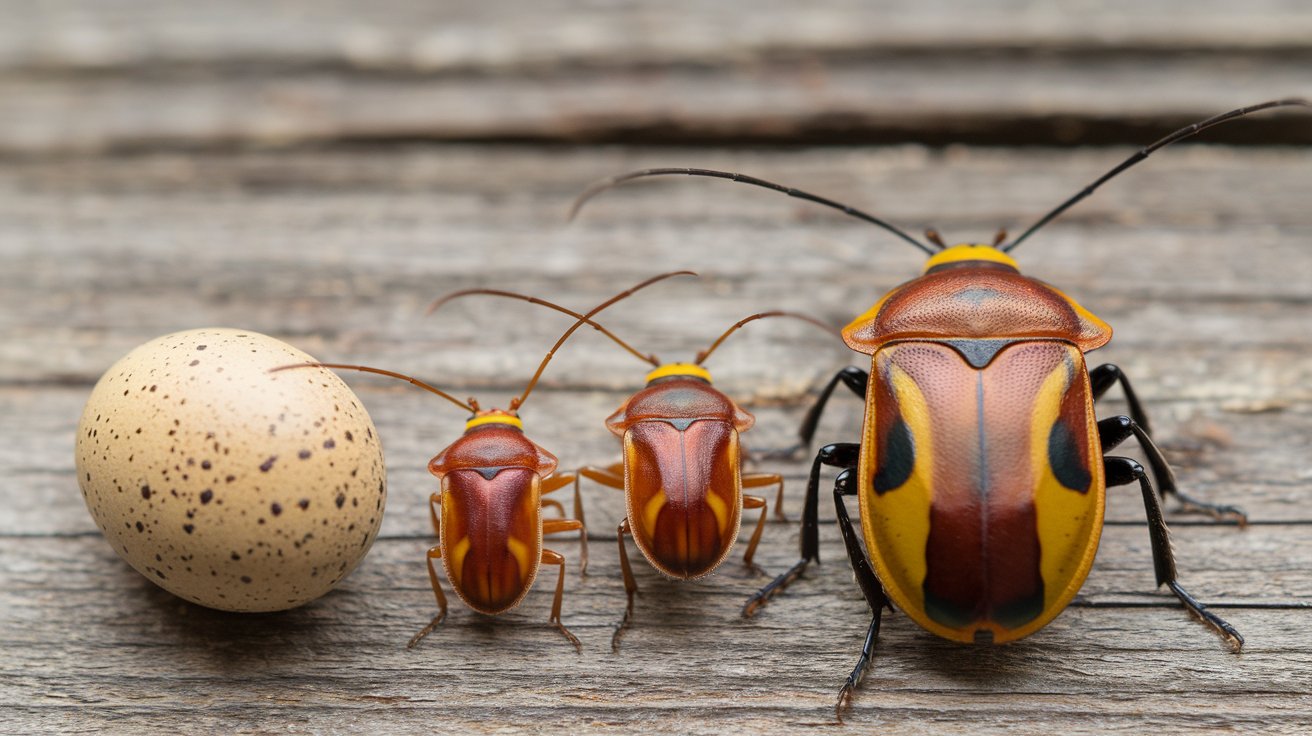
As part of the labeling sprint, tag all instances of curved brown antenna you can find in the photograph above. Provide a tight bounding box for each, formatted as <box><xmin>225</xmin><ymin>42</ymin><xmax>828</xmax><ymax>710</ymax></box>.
<box><xmin>695</xmin><ymin>311</ymin><xmax>840</xmax><ymax>365</ymax></box>
<box><xmin>270</xmin><ymin>362</ymin><xmax>474</xmax><ymax>413</ymax></box>
<box><xmin>924</xmin><ymin>228</ymin><xmax>948</xmax><ymax>249</ymax></box>
<box><xmin>512</xmin><ymin>270</ymin><xmax>696</xmax><ymax>410</ymax></box>
<box><xmin>1004</xmin><ymin>97</ymin><xmax>1310</xmax><ymax>252</ymax></box>
<box><xmin>427</xmin><ymin>288</ymin><xmax>659</xmax><ymax>367</ymax></box>
<box><xmin>568</xmin><ymin>167</ymin><xmax>937</xmax><ymax>256</ymax></box>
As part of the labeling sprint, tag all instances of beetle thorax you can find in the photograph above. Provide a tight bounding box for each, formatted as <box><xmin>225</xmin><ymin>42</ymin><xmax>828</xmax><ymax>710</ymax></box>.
<box><xmin>464</xmin><ymin>409</ymin><xmax>523</xmax><ymax>432</ymax></box>
<box><xmin>923</xmin><ymin>244</ymin><xmax>1020</xmax><ymax>274</ymax></box>
<box><xmin>644</xmin><ymin>362</ymin><xmax>712</xmax><ymax>385</ymax></box>
<box><xmin>841</xmin><ymin>261</ymin><xmax>1112</xmax><ymax>356</ymax></box>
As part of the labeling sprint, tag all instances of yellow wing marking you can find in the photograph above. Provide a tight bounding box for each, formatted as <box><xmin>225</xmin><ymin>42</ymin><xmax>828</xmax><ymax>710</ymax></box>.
<box><xmin>1031</xmin><ymin>348</ymin><xmax>1103</xmax><ymax>617</ymax></box>
<box><xmin>705</xmin><ymin>491</ymin><xmax>729</xmax><ymax>536</ymax></box>
<box><xmin>448</xmin><ymin>536</ymin><xmax>471</xmax><ymax>586</ymax></box>
<box><xmin>506</xmin><ymin>536</ymin><xmax>532</xmax><ymax>581</ymax></box>
<box><xmin>863</xmin><ymin>354</ymin><xmax>935</xmax><ymax>615</ymax></box>
<box><xmin>641</xmin><ymin>491</ymin><xmax>667</xmax><ymax>537</ymax></box>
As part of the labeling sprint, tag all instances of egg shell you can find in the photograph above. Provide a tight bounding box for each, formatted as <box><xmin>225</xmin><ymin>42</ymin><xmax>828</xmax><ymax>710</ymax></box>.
<box><xmin>75</xmin><ymin>328</ymin><xmax>387</xmax><ymax>612</ymax></box>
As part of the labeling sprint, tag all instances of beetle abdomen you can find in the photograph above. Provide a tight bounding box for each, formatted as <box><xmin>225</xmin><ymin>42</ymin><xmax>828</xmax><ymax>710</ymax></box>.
<box><xmin>624</xmin><ymin>419</ymin><xmax>742</xmax><ymax>579</ymax></box>
<box><xmin>440</xmin><ymin>468</ymin><xmax>542</xmax><ymax>614</ymax></box>
<box><xmin>860</xmin><ymin>341</ymin><xmax>1104</xmax><ymax>643</ymax></box>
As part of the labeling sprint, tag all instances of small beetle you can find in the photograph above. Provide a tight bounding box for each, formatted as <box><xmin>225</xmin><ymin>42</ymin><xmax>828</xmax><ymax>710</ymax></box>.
<box><xmin>274</xmin><ymin>271</ymin><xmax>692</xmax><ymax>649</ymax></box>
<box><xmin>432</xmin><ymin>286</ymin><xmax>834</xmax><ymax>649</ymax></box>
<box><xmin>570</xmin><ymin>99</ymin><xmax>1307</xmax><ymax>714</ymax></box>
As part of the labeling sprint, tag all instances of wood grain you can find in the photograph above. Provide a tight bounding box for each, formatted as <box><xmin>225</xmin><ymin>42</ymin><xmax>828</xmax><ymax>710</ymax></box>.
<box><xmin>1</xmin><ymin>2</ymin><xmax>1310</xmax><ymax>152</ymax></box>
<box><xmin>3</xmin><ymin>142</ymin><xmax>1310</xmax><ymax>733</ymax></box>
<box><xmin>3</xmin><ymin>4</ymin><xmax>1312</xmax><ymax>732</ymax></box>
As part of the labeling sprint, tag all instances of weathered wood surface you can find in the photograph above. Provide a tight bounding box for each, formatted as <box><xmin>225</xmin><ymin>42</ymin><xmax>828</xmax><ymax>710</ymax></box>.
<box><xmin>3</xmin><ymin>3</ymin><xmax>1312</xmax><ymax>733</ymax></box>
<box><xmin>2</xmin><ymin>1</ymin><xmax>1312</xmax><ymax>153</ymax></box>
<box><xmin>3</xmin><ymin>143</ymin><xmax>1311</xmax><ymax>734</ymax></box>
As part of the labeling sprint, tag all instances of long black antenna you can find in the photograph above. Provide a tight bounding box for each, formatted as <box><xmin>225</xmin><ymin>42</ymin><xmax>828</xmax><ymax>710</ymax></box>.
<box><xmin>1004</xmin><ymin>98</ymin><xmax>1310</xmax><ymax>253</ymax></box>
<box><xmin>569</xmin><ymin>167</ymin><xmax>937</xmax><ymax>256</ymax></box>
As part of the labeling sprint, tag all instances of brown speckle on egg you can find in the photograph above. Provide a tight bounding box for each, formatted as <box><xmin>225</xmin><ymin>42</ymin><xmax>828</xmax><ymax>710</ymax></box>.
<box><xmin>75</xmin><ymin>328</ymin><xmax>387</xmax><ymax>613</ymax></box>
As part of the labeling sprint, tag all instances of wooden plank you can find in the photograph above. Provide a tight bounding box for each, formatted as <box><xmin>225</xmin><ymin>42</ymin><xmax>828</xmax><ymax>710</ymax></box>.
<box><xmin>0</xmin><ymin>2</ymin><xmax>1310</xmax><ymax>152</ymax></box>
<box><xmin>2</xmin><ymin>535</ymin><xmax>1309</xmax><ymax>734</ymax></box>
<box><xmin>3</xmin><ymin>146</ymin><xmax>1312</xmax><ymax>382</ymax></box>
<box><xmin>6</xmin><ymin>0</ymin><xmax>1312</xmax><ymax>71</ymax></box>
<box><xmin>3</xmin><ymin>57</ymin><xmax>1311</xmax><ymax>154</ymax></box>
<box><xmin>2</xmin><ymin>140</ymin><xmax>1308</xmax><ymax>733</ymax></box>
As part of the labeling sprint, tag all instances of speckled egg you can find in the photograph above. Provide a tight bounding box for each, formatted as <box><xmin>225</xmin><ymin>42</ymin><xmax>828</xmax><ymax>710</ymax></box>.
<box><xmin>75</xmin><ymin>328</ymin><xmax>387</xmax><ymax>612</ymax></box>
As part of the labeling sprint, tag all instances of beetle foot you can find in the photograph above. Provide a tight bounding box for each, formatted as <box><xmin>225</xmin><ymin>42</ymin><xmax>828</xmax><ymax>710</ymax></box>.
<box><xmin>835</xmin><ymin>682</ymin><xmax>856</xmax><ymax>724</ymax></box>
<box><xmin>1167</xmin><ymin>580</ymin><xmax>1245</xmax><ymax>653</ymax></box>
<box><xmin>1173</xmin><ymin>493</ymin><xmax>1248</xmax><ymax>528</ymax></box>
<box><xmin>406</xmin><ymin>610</ymin><xmax>447</xmax><ymax>649</ymax></box>
<box><xmin>611</xmin><ymin>603</ymin><xmax>635</xmax><ymax>653</ymax></box>
<box><xmin>610</xmin><ymin>622</ymin><xmax>630</xmax><ymax>653</ymax></box>
<box><xmin>742</xmin><ymin>558</ymin><xmax>809</xmax><ymax>618</ymax></box>
<box><xmin>553</xmin><ymin>620</ymin><xmax>583</xmax><ymax>653</ymax></box>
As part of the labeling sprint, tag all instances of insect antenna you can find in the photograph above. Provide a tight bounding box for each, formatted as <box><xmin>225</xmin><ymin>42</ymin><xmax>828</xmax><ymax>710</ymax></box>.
<box><xmin>512</xmin><ymin>270</ymin><xmax>696</xmax><ymax>410</ymax></box>
<box><xmin>695</xmin><ymin>311</ymin><xmax>840</xmax><ymax>365</ymax></box>
<box><xmin>427</xmin><ymin>288</ymin><xmax>660</xmax><ymax>366</ymax></box>
<box><xmin>569</xmin><ymin>167</ymin><xmax>937</xmax><ymax>256</ymax></box>
<box><xmin>270</xmin><ymin>362</ymin><xmax>475</xmax><ymax>412</ymax></box>
<box><xmin>1004</xmin><ymin>97</ymin><xmax>1310</xmax><ymax>253</ymax></box>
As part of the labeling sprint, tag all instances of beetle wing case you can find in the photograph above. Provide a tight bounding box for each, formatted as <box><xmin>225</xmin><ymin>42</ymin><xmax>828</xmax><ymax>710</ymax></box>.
<box><xmin>847</xmin><ymin>266</ymin><xmax>1111</xmax><ymax>643</ymax></box>
<box><xmin>429</xmin><ymin>424</ymin><xmax>554</xmax><ymax>614</ymax></box>
<box><xmin>607</xmin><ymin>377</ymin><xmax>750</xmax><ymax>579</ymax></box>
<box><xmin>859</xmin><ymin>340</ymin><xmax>1105</xmax><ymax>643</ymax></box>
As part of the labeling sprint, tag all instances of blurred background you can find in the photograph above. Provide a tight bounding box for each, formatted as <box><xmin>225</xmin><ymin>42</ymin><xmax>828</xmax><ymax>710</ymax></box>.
<box><xmin>3</xmin><ymin>2</ymin><xmax>1311</xmax><ymax>733</ymax></box>
<box><xmin>3</xmin><ymin>1</ymin><xmax>1311</xmax><ymax>153</ymax></box>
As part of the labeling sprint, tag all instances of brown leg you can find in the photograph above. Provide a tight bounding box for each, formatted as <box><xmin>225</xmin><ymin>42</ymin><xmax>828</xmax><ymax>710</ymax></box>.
<box><xmin>426</xmin><ymin>492</ymin><xmax>442</xmax><ymax>537</ymax></box>
<box><xmin>541</xmin><ymin>548</ymin><xmax>582</xmax><ymax>652</ymax></box>
<box><xmin>542</xmin><ymin>517</ymin><xmax>587</xmax><ymax>575</ymax></box>
<box><xmin>543</xmin><ymin>473</ymin><xmax>587</xmax><ymax>572</ymax></box>
<box><xmin>576</xmin><ymin>463</ymin><xmax>625</xmax><ymax>490</ymax></box>
<box><xmin>542</xmin><ymin>518</ymin><xmax>583</xmax><ymax>534</ymax></box>
<box><xmin>741</xmin><ymin>494</ymin><xmax>769</xmax><ymax>575</ymax></box>
<box><xmin>575</xmin><ymin>462</ymin><xmax>635</xmax><ymax>651</ymax></box>
<box><xmin>407</xmin><ymin>545</ymin><xmax>448</xmax><ymax>649</ymax></box>
<box><xmin>541</xmin><ymin>474</ymin><xmax>574</xmax><ymax>520</ymax></box>
<box><xmin>743</xmin><ymin>472</ymin><xmax>786</xmax><ymax>521</ymax></box>
<box><xmin>612</xmin><ymin>517</ymin><xmax>639</xmax><ymax>653</ymax></box>
<box><xmin>542</xmin><ymin>472</ymin><xmax>578</xmax><ymax>495</ymax></box>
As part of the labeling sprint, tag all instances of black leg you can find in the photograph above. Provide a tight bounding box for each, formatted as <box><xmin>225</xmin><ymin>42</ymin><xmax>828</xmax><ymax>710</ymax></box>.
<box><xmin>761</xmin><ymin>367</ymin><xmax>868</xmax><ymax>460</ymax></box>
<box><xmin>833</xmin><ymin>468</ymin><xmax>890</xmax><ymax>722</ymax></box>
<box><xmin>1104</xmin><ymin>455</ymin><xmax>1243</xmax><ymax>652</ymax></box>
<box><xmin>1090</xmin><ymin>363</ymin><xmax>1152</xmax><ymax>436</ymax></box>
<box><xmin>1098</xmin><ymin>416</ymin><xmax>1246</xmax><ymax>524</ymax></box>
<box><xmin>742</xmin><ymin>442</ymin><xmax>859</xmax><ymax>617</ymax></box>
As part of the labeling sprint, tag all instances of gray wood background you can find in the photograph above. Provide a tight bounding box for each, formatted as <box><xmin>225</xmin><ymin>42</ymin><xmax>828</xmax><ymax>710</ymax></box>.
<box><xmin>2</xmin><ymin>2</ymin><xmax>1310</xmax><ymax>733</ymax></box>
